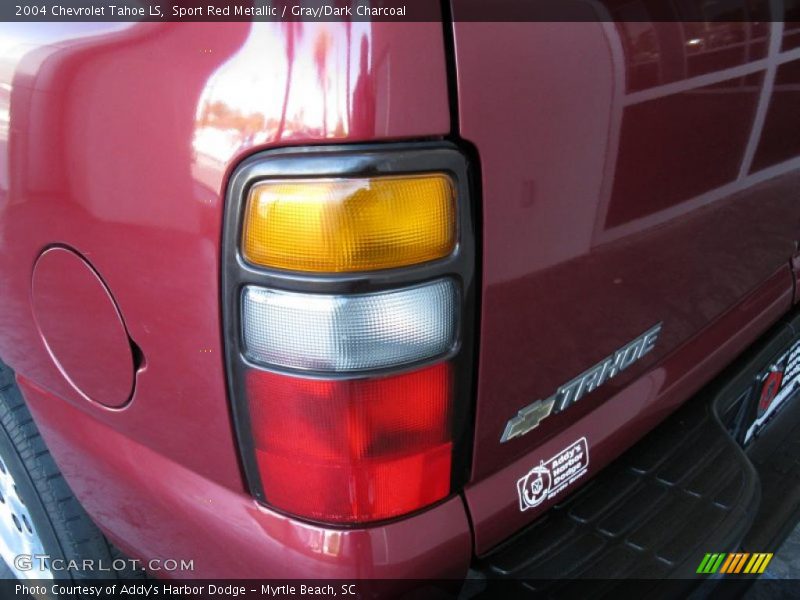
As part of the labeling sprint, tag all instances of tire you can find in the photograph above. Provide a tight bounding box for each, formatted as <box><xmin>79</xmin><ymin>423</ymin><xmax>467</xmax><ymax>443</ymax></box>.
<box><xmin>0</xmin><ymin>358</ymin><xmax>142</xmax><ymax>585</ymax></box>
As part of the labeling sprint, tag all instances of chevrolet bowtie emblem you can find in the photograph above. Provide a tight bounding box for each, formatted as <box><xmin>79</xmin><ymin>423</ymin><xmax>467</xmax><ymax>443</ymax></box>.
<box><xmin>500</xmin><ymin>323</ymin><xmax>662</xmax><ymax>443</ymax></box>
<box><xmin>500</xmin><ymin>398</ymin><xmax>556</xmax><ymax>443</ymax></box>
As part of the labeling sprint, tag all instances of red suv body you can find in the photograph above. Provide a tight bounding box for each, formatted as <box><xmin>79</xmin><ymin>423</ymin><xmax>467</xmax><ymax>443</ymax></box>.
<box><xmin>1</xmin><ymin>2</ymin><xmax>800</xmax><ymax>587</ymax></box>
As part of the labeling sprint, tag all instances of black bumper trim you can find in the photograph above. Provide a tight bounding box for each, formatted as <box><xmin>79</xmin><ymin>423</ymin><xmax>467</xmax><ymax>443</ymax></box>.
<box><xmin>476</xmin><ymin>394</ymin><xmax>759</xmax><ymax>592</ymax></box>
<box><xmin>471</xmin><ymin>314</ymin><xmax>800</xmax><ymax>595</ymax></box>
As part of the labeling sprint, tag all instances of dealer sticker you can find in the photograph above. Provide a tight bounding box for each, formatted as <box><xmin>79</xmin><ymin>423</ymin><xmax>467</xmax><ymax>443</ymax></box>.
<box><xmin>517</xmin><ymin>437</ymin><xmax>590</xmax><ymax>511</ymax></box>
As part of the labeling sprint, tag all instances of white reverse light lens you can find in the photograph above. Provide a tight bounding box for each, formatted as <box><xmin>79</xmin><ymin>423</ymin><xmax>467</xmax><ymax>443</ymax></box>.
<box><xmin>242</xmin><ymin>279</ymin><xmax>458</xmax><ymax>372</ymax></box>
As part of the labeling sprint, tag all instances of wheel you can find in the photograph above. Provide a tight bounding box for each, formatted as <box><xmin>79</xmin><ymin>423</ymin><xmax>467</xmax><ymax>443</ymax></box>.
<box><xmin>0</xmin><ymin>358</ymin><xmax>139</xmax><ymax>581</ymax></box>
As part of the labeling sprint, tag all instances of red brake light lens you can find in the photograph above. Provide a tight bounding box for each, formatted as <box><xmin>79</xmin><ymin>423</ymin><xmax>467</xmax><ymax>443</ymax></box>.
<box><xmin>246</xmin><ymin>362</ymin><xmax>453</xmax><ymax>523</ymax></box>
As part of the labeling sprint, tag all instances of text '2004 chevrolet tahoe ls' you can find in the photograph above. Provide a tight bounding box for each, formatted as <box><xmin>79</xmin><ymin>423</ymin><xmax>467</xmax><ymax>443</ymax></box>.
<box><xmin>1</xmin><ymin>0</ymin><xmax>800</xmax><ymax>597</ymax></box>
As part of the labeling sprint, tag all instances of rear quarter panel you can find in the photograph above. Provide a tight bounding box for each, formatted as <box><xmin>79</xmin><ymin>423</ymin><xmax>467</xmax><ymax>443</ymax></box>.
<box><xmin>0</xmin><ymin>21</ymin><xmax>461</xmax><ymax>576</ymax></box>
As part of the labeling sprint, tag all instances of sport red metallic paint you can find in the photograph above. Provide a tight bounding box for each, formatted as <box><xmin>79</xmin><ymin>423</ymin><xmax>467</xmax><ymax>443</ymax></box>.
<box><xmin>1</xmin><ymin>2</ymin><xmax>800</xmax><ymax>584</ymax></box>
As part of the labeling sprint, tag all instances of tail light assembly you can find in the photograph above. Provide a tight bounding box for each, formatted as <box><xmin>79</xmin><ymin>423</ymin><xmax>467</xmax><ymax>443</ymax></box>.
<box><xmin>222</xmin><ymin>144</ymin><xmax>476</xmax><ymax>525</ymax></box>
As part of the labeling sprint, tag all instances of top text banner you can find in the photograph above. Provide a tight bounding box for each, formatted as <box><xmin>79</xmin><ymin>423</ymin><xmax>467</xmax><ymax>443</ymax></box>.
<box><xmin>7</xmin><ymin>1</ymin><xmax>428</xmax><ymax>21</ymax></box>
<box><xmin>0</xmin><ymin>0</ymin><xmax>794</xmax><ymax>22</ymax></box>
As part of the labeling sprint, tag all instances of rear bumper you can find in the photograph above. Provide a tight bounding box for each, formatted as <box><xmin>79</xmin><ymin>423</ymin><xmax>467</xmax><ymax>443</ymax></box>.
<box><xmin>471</xmin><ymin>313</ymin><xmax>800</xmax><ymax>594</ymax></box>
<box><xmin>475</xmin><ymin>381</ymin><xmax>760</xmax><ymax>589</ymax></box>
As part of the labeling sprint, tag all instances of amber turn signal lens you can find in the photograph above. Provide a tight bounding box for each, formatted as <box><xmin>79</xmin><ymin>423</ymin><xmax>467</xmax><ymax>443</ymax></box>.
<box><xmin>242</xmin><ymin>174</ymin><xmax>456</xmax><ymax>273</ymax></box>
